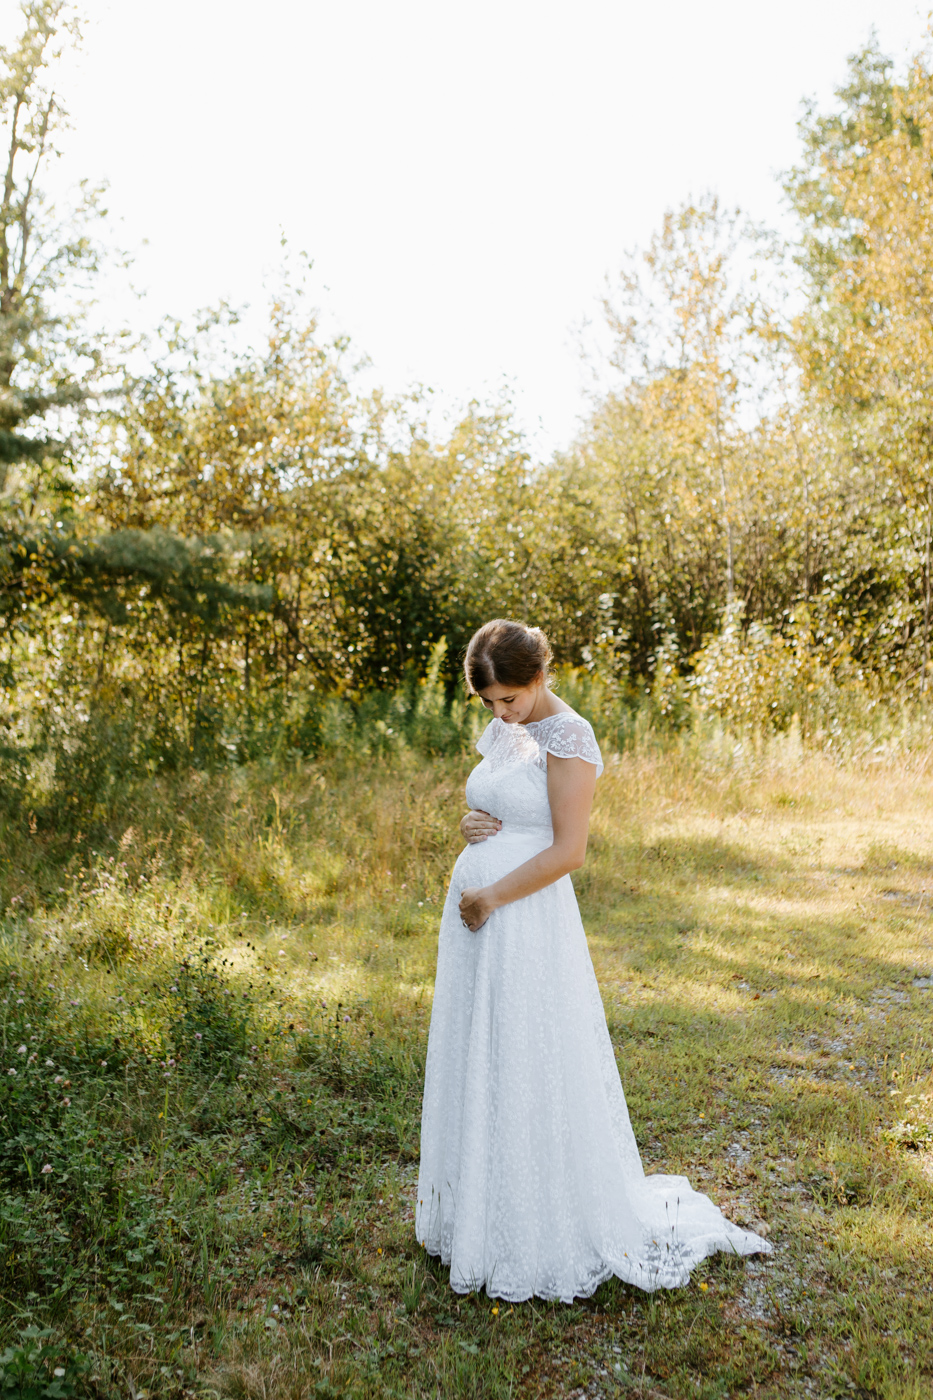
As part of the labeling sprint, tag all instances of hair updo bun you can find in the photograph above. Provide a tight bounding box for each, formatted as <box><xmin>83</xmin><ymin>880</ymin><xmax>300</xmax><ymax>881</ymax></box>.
<box><xmin>464</xmin><ymin>619</ymin><xmax>553</xmax><ymax>694</ymax></box>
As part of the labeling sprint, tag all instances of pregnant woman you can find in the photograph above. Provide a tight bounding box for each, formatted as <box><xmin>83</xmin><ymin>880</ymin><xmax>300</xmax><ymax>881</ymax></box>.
<box><xmin>416</xmin><ymin>618</ymin><xmax>771</xmax><ymax>1302</ymax></box>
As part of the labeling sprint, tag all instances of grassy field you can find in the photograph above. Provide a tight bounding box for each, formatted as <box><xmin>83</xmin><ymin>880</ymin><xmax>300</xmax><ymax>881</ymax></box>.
<box><xmin>2</xmin><ymin>729</ymin><xmax>933</xmax><ymax>1400</ymax></box>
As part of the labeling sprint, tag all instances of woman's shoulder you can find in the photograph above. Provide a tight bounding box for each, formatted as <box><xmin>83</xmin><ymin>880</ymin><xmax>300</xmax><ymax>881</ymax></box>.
<box><xmin>529</xmin><ymin>707</ymin><xmax>593</xmax><ymax>733</ymax></box>
<box><xmin>530</xmin><ymin>710</ymin><xmax>603</xmax><ymax>773</ymax></box>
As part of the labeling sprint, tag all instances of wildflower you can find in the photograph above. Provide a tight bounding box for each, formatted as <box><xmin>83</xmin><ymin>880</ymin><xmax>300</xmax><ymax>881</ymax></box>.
<box><xmin>45</xmin><ymin>1058</ymin><xmax>54</xmax><ymax>1067</ymax></box>
<box><xmin>7</xmin><ymin>1069</ymin><xmax>15</xmax><ymax>1076</ymax></box>
<box><xmin>54</xmin><ymin>1075</ymin><xmax>63</xmax><ymax>1083</ymax></box>
<box><xmin>343</xmin><ymin>1015</ymin><xmax>351</xmax><ymax>1024</ymax></box>
<box><xmin>27</xmin><ymin>1054</ymin><xmax>36</xmax><ymax>1064</ymax></box>
<box><xmin>377</xmin><ymin>1247</ymin><xmax>382</xmax><ymax>1255</ymax></box>
<box><xmin>699</xmin><ymin>1282</ymin><xmax>708</xmax><ymax>1292</ymax></box>
<box><xmin>62</xmin><ymin>1097</ymin><xmax>70</xmax><ymax>1106</ymax></box>
<box><xmin>195</xmin><ymin>1032</ymin><xmax>202</xmax><ymax>1040</ymax></box>
<box><xmin>70</xmin><ymin>1000</ymin><xmax>79</xmax><ymax>1006</ymax></box>
<box><xmin>17</xmin><ymin>1045</ymin><xmax>26</xmax><ymax>1055</ymax></box>
<box><xmin>41</xmin><ymin>1164</ymin><xmax>52</xmax><ymax>1175</ymax></box>
<box><xmin>99</xmin><ymin>1059</ymin><xmax>107</xmax><ymax>1068</ymax></box>
<box><xmin>492</xmin><ymin>1306</ymin><xmax>499</xmax><ymax>1315</ymax></box>
<box><xmin>53</xmin><ymin>1369</ymin><xmax>65</xmax><ymax>1378</ymax></box>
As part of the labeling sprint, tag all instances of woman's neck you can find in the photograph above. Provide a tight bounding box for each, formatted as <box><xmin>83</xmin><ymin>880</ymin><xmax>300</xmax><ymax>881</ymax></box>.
<box><xmin>521</xmin><ymin>686</ymin><xmax>571</xmax><ymax>725</ymax></box>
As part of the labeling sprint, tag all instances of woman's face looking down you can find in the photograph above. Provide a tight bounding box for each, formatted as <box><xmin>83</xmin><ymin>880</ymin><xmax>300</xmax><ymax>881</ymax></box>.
<box><xmin>475</xmin><ymin>671</ymin><xmax>545</xmax><ymax>725</ymax></box>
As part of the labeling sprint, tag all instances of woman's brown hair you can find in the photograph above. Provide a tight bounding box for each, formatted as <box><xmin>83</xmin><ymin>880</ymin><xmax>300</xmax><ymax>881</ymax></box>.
<box><xmin>463</xmin><ymin>619</ymin><xmax>553</xmax><ymax>694</ymax></box>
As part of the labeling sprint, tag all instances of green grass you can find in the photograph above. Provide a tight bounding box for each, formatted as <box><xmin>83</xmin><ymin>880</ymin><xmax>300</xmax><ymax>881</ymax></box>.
<box><xmin>1</xmin><ymin>735</ymin><xmax>933</xmax><ymax>1399</ymax></box>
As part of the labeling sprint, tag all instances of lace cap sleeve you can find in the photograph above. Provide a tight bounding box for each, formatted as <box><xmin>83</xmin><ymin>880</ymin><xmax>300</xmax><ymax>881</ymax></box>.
<box><xmin>475</xmin><ymin>716</ymin><xmax>498</xmax><ymax>757</ymax></box>
<box><xmin>541</xmin><ymin>714</ymin><xmax>604</xmax><ymax>777</ymax></box>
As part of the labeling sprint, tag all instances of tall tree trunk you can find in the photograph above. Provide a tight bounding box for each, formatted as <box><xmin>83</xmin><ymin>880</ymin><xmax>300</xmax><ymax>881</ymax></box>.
<box><xmin>718</xmin><ymin>456</ymin><xmax>734</xmax><ymax>604</ymax></box>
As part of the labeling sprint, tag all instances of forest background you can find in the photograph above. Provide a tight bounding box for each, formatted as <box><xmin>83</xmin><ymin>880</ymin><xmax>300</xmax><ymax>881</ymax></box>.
<box><xmin>4</xmin><ymin>4</ymin><xmax>933</xmax><ymax>1400</ymax></box>
<box><xmin>5</xmin><ymin>4</ymin><xmax>933</xmax><ymax>819</ymax></box>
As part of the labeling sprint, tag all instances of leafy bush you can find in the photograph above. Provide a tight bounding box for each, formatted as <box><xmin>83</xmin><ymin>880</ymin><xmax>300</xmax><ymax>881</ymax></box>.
<box><xmin>689</xmin><ymin>603</ymin><xmax>879</xmax><ymax>737</ymax></box>
<box><xmin>0</xmin><ymin>1329</ymin><xmax>89</xmax><ymax>1400</ymax></box>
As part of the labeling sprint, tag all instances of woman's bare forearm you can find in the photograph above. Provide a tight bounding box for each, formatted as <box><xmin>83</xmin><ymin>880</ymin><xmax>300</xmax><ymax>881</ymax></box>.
<box><xmin>458</xmin><ymin>754</ymin><xmax>595</xmax><ymax>931</ymax></box>
<box><xmin>484</xmin><ymin>841</ymin><xmax>584</xmax><ymax>911</ymax></box>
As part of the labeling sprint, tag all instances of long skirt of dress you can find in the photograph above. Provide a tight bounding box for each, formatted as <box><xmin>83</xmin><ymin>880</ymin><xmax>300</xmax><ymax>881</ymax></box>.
<box><xmin>415</xmin><ymin>829</ymin><xmax>771</xmax><ymax>1303</ymax></box>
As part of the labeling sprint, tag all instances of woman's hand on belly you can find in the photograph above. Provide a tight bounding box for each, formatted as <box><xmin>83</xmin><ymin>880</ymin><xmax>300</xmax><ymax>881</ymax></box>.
<box><xmin>459</xmin><ymin>885</ymin><xmax>494</xmax><ymax>932</ymax></box>
<box><xmin>460</xmin><ymin>809</ymin><xmax>502</xmax><ymax>844</ymax></box>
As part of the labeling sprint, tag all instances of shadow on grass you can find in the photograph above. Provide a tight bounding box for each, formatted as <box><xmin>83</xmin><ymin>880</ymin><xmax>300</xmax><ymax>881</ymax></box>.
<box><xmin>583</xmin><ymin>832</ymin><xmax>790</xmax><ymax>899</ymax></box>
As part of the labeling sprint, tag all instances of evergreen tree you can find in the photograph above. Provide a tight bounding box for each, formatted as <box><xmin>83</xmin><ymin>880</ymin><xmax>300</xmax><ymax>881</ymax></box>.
<box><xmin>0</xmin><ymin>0</ymin><xmax>102</xmax><ymax>493</ymax></box>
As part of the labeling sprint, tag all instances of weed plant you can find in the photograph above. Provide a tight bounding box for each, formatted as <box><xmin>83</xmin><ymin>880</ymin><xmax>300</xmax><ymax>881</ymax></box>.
<box><xmin>1</xmin><ymin>715</ymin><xmax>933</xmax><ymax>1398</ymax></box>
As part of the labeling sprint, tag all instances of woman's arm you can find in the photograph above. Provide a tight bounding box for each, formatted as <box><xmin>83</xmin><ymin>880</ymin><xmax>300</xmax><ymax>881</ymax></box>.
<box><xmin>458</xmin><ymin>753</ymin><xmax>597</xmax><ymax>931</ymax></box>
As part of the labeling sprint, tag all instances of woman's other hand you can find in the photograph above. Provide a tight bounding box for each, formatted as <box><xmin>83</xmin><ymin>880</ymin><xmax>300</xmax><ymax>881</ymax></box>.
<box><xmin>459</xmin><ymin>886</ymin><xmax>495</xmax><ymax>931</ymax></box>
<box><xmin>460</xmin><ymin>809</ymin><xmax>502</xmax><ymax>844</ymax></box>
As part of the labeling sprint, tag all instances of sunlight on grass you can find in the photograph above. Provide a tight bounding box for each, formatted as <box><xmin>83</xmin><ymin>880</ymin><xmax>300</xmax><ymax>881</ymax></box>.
<box><xmin>1</xmin><ymin>739</ymin><xmax>932</xmax><ymax>1397</ymax></box>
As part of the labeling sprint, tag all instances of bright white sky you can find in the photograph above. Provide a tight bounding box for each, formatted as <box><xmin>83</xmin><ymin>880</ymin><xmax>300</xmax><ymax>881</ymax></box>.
<box><xmin>10</xmin><ymin>0</ymin><xmax>930</xmax><ymax>454</ymax></box>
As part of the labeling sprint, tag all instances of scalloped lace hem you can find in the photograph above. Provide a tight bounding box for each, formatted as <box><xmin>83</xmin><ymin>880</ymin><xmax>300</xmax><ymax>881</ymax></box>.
<box><xmin>425</xmin><ymin>1230</ymin><xmax>772</xmax><ymax>1303</ymax></box>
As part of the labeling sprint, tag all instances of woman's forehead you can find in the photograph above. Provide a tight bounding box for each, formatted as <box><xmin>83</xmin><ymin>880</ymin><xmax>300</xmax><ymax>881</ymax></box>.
<box><xmin>477</xmin><ymin>681</ymin><xmax>525</xmax><ymax>699</ymax></box>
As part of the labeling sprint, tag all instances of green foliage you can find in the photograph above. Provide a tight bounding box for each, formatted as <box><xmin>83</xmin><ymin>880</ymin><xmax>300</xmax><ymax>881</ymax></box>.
<box><xmin>4</xmin><ymin>10</ymin><xmax>933</xmax><ymax>822</ymax></box>
<box><xmin>167</xmin><ymin>951</ymin><xmax>255</xmax><ymax>1077</ymax></box>
<box><xmin>0</xmin><ymin>1329</ymin><xmax>89</xmax><ymax>1400</ymax></box>
<box><xmin>0</xmin><ymin>0</ymin><xmax>104</xmax><ymax>485</ymax></box>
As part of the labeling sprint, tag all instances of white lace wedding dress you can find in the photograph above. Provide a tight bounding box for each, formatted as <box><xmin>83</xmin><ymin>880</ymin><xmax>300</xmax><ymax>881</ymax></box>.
<box><xmin>416</xmin><ymin>711</ymin><xmax>771</xmax><ymax>1303</ymax></box>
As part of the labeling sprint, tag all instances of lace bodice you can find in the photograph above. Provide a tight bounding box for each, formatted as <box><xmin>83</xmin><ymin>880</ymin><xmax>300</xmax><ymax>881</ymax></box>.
<box><xmin>476</xmin><ymin>712</ymin><xmax>603</xmax><ymax>771</ymax></box>
<box><xmin>465</xmin><ymin>713</ymin><xmax>603</xmax><ymax>841</ymax></box>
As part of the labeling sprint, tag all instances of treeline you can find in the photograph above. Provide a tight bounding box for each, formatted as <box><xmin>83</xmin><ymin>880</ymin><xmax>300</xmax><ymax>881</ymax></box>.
<box><xmin>2</xmin><ymin>4</ymin><xmax>933</xmax><ymax>814</ymax></box>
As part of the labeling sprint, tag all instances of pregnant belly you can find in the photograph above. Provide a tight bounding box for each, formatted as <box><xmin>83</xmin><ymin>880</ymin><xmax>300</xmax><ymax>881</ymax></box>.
<box><xmin>452</xmin><ymin>828</ymin><xmax>553</xmax><ymax>890</ymax></box>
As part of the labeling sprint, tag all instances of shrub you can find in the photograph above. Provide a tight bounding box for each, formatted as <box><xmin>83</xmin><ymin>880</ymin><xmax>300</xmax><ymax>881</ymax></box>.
<box><xmin>689</xmin><ymin>603</ymin><xmax>879</xmax><ymax>738</ymax></box>
<box><xmin>0</xmin><ymin>1329</ymin><xmax>89</xmax><ymax>1400</ymax></box>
